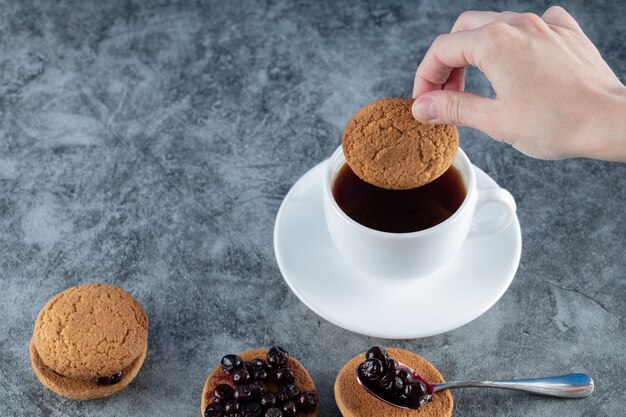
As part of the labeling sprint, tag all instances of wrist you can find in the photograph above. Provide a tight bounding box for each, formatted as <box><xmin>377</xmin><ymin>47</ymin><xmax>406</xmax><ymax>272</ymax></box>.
<box><xmin>577</xmin><ymin>86</ymin><xmax>626</xmax><ymax>162</ymax></box>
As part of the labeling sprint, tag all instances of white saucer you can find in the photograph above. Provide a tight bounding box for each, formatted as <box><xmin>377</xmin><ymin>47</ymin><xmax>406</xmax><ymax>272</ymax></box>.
<box><xmin>274</xmin><ymin>160</ymin><xmax>522</xmax><ymax>339</ymax></box>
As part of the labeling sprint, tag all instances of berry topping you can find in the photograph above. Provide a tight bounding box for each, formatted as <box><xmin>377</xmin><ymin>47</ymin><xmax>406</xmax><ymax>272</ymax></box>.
<box><xmin>241</xmin><ymin>402</ymin><xmax>262</xmax><ymax>417</ymax></box>
<box><xmin>205</xmin><ymin>402</ymin><xmax>223</xmax><ymax>417</ymax></box>
<box><xmin>275</xmin><ymin>368</ymin><xmax>295</xmax><ymax>385</ymax></box>
<box><xmin>222</xmin><ymin>354</ymin><xmax>243</xmax><ymax>374</ymax></box>
<box><xmin>212</xmin><ymin>347</ymin><xmax>314</xmax><ymax>417</ymax></box>
<box><xmin>276</xmin><ymin>384</ymin><xmax>300</xmax><ymax>403</ymax></box>
<box><xmin>234</xmin><ymin>385</ymin><xmax>253</xmax><ymax>402</ymax></box>
<box><xmin>281</xmin><ymin>401</ymin><xmax>297</xmax><ymax>417</ymax></box>
<box><xmin>264</xmin><ymin>408</ymin><xmax>282</xmax><ymax>417</ymax></box>
<box><xmin>260</xmin><ymin>393</ymin><xmax>277</xmax><ymax>408</ymax></box>
<box><xmin>357</xmin><ymin>359</ymin><xmax>384</xmax><ymax>381</ymax></box>
<box><xmin>296</xmin><ymin>392</ymin><xmax>318</xmax><ymax>411</ymax></box>
<box><xmin>95</xmin><ymin>371</ymin><xmax>123</xmax><ymax>386</ymax></box>
<box><xmin>366</xmin><ymin>346</ymin><xmax>389</xmax><ymax>362</ymax></box>
<box><xmin>267</xmin><ymin>346</ymin><xmax>289</xmax><ymax>368</ymax></box>
<box><xmin>233</xmin><ymin>368</ymin><xmax>252</xmax><ymax>385</ymax></box>
<box><xmin>357</xmin><ymin>347</ymin><xmax>433</xmax><ymax>409</ymax></box>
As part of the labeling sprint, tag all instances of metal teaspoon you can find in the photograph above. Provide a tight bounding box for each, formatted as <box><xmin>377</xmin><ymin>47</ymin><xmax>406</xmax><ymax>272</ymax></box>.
<box><xmin>356</xmin><ymin>362</ymin><xmax>594</xmax><ymax>410</ymax></box>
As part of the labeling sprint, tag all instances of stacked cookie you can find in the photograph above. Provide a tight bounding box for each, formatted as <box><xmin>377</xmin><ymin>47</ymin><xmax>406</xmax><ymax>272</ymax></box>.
<box><xmin>30</xmin><ymin>283</ymin><xmax>148</xmax><ymax>400</ymax></box>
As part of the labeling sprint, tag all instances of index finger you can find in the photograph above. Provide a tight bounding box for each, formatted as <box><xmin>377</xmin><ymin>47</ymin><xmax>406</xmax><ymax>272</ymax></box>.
<box><xmin>412</xmin><ymin>27</ymin><xmax>488</xmax><ymax>98</ymax></box>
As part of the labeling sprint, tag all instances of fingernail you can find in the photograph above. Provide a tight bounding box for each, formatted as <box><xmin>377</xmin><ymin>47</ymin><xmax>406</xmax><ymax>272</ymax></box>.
<box><xmin>412</xmin><ymin>97</ymin><xmax>437</xmax><ymax>121</ymax></box>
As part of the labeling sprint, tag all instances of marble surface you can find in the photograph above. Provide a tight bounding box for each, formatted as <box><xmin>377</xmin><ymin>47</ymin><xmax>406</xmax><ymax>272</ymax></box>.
<box><xmin>1</xmin><ymin>0</ymin><xmax>625</xmax><ymax>416</ymax></box>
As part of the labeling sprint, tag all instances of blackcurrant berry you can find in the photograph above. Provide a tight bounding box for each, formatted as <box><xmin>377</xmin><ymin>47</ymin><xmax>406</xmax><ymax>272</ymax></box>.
<box><xmin>221</xmin><ymin>354</ymin><xmax>243</xmax><ymax>374</ymax></box>
<box><xmin>260</xmin><ymin>393</ymin><xmax>276</xmax><ymax>408</ymax></box>
<box><xmin>233</xmin><ymin>368</ymin><xmax>252</xmax><ymax>385</ymax></box>
<box><xmin>214</xmin><ymin>384</ymin><xmax>234</xmax><ymax>403</ymax></box>
<box><xmin>234</xmin><ymin>385</ymin><xmax>252</xmax><ymax>402</ymax></box>
<box><xmin>249</xmin><ymin>380</ymin><xmax>268</xmax><ymax>398</ymax></box>
<box><xmin>205</xmin><ymin>402</ymin><xmax>223</xmax><ymax>417</ymax></box>
<box><xmin>264</xmin><ymin>408</ymin><xmax>282</xmax><ymax>417</ymax></box>
<box><xmin>275</xmin><ymin>368</ymin><xmax>295</xmax><ymax>385</ymax></box>
<box><xmin>365</xmin><ymin>346</ymin><xmax>389</xmax><ymax>362</ymax></box>
<box><xmin>224</xmin><ymin>400</ymin><xmax>240</xmax><ymax>415</ymax></box>
<box><xmin>358</xmin><ymin>359</ymin><xmax>384</xmax><ymax>381</ymax></box>
<box><xmin>296</xmin><ymin>392</ymin><xmax>318</xmax><ymax>411</ymax></box>
<box><xmin>276</xmin><ymin>384</ymin><xmax>300</xmax><ymax>402</ymax></box>
<box><xmin>241</xmin><ymin>402</ymin><xmax>262</xmax><ymax>417</ymax></box>
<box><xmin>281</xmin><ymin>401</ymin><xmax>296</xmax><ymax>417</ymax></box>
<box><xmin>267</xmin><ymin>346</ymin><xmax>289</xmax><ymax>368</ymax></box>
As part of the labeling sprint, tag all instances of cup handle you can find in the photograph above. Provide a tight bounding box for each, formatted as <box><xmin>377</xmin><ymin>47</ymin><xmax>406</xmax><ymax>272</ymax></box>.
<box><xmin>468</xmin><ymin>187</ymin><xmax>517</xmax><ymax>238</ymax></box>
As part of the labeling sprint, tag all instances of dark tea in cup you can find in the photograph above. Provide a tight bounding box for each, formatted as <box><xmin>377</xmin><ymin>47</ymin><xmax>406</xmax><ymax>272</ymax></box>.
<box><xmin>331</xmin><ymin>163</ymin><xmax>466</xmax><ymax>233</ymax></box>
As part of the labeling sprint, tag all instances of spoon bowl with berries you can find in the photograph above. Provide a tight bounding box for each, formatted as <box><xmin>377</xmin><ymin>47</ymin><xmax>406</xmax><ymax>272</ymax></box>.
<box><xmin>356</xmin><ymin>346</ymin><xmax>594</xmax><ymax>410</ymax></box>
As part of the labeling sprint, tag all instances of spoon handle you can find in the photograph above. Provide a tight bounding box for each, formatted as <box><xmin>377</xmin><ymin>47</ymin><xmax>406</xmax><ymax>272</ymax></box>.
<box><xmin>433</xmin><ymin>373</ymin><xmax>594</xmax><ymax>398</ymax></box>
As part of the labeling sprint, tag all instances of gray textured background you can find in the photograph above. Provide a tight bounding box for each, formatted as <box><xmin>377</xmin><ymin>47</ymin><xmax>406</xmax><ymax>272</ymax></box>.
<box><xmin>1</xmin><ymin>0</ymin><xmax>625</xmax><ymax>416</ymax></box>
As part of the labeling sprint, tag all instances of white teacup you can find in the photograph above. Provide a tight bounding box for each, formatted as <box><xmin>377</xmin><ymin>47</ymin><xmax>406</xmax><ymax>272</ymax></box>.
<box><xmin>322</xmin><ymin>146</ymin><xmax>516</xmax><ymax>280</ymax></box>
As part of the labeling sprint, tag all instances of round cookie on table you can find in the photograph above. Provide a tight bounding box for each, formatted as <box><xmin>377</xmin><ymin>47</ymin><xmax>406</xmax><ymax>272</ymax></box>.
<box><xmin>202</xmin><ymin>346</ymin><xmax>319</xmax><ymax>417</ymax></box>
<box><xmin>342</xmin><ymin>97</ymin><xmax>459</xmax><ymax>190</ymax></box>
<box><xmin>335</xmin><ymin>347</ymin><xmax>453</xmax><ymax>417</ymax></box>
<box><xmin>30</xmin><ymin>283</ymin><xmax>149</xmax><ymax>400</ymax></box>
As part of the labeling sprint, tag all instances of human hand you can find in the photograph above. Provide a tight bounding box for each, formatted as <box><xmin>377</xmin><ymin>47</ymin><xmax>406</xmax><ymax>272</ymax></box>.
<box><xmin>412</xmin><ymin>6</ymin><xmax>626</xmax><ymax>161</ymax></box>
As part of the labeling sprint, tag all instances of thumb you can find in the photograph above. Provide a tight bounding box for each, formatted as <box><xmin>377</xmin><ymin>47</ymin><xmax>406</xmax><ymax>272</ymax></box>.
<box><xmin>412</xmin><ymin>91</ymin><xmax>498</xmax><ymax>133</ymax></box>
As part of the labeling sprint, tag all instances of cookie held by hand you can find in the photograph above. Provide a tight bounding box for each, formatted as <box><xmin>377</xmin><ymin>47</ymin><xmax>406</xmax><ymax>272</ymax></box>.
<box><xmin>30</xmin><ymin>283</ymin><xmax>148</xmax><ymax>400</ymax></box>
<box><xmin>342</xmin><ymin>98</ymin><xmax>458</xmax><ymax>190</ymax></box>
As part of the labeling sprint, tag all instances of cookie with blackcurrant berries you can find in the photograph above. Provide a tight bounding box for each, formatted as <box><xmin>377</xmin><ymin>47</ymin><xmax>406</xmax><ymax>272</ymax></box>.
<box><xmin>334</xmin><ymin>347</ymin><xmax>453</xmax><ymax>417</ymax></box>
<box><xmin>201</xmin><ymin>347</ymin><xmax>320</xmax><ymax>417</ymax></box>
<box><xmin>30</xmin><ymin>283</ymin><xmax>149</xmax><ymax>400</ymax></box>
